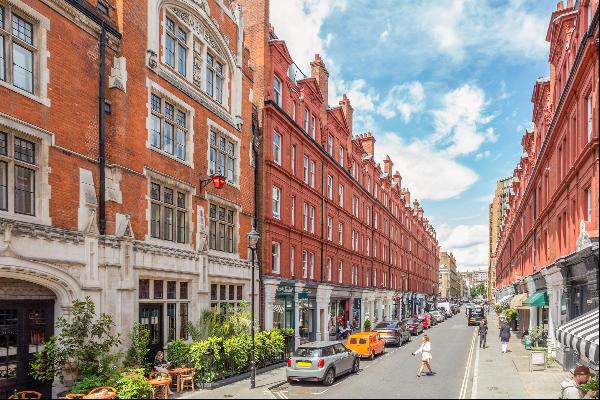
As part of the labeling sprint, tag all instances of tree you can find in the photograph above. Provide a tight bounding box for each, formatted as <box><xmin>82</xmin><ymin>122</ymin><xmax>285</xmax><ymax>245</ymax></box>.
<box><xmin>470</xmin><ymin>283</ymin><xmax>487</xmax><ymax>298</ymax></box>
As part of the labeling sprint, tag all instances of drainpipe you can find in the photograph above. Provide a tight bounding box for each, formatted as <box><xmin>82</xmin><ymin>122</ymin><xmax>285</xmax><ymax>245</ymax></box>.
<box><xmin>98</xmin><ymin>22</ymin><xmax>107</xmax><ymax>235</ymax></box>
<box><xmin>251</xmin><ymin>108</ymin><xmax>262</xmax><ymax>327</ymax></box>
<box><xmin>320</xmin><ymin>159</ymin><xmax>325</xmax><ymax>283</ymax></box>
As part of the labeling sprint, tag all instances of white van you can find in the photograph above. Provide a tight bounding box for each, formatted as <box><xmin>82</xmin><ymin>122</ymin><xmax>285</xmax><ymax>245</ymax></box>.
<box><xmin>437</xmin><ymin>302</ymin><xmax>453</xmax><ymax>318</ymax></box>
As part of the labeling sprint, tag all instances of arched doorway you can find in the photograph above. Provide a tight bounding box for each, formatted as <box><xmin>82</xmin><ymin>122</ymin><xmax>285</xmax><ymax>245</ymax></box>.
<box><xmin>0</xmin><ymin>278</ymin><xmax>56</xmax><ymax>398</ymax></box>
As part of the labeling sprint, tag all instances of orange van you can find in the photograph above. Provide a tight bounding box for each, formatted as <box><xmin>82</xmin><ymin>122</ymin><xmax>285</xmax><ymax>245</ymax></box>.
<box><xmin>345</xmin><ymin>332</ymin><xmax>385</xmax><ymax>359</ymax></box>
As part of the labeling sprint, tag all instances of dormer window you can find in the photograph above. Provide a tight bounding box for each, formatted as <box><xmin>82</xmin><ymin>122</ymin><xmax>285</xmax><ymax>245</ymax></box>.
<box><xmin>274</xmin><ymin>75</ymin><xmax>282</xmax><ymax>107</ymax></box>
<box><xmin>206</xmin><ymin>52</ymin><xmax>224</xmax><ymax>104</ymax></box>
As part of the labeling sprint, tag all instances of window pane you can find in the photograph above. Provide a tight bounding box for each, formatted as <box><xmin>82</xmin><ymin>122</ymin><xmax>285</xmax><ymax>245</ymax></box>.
<box><xmin>166</xmin><ymin>18</ymin><xmax>175</xmax><ymax>33</ymax></box>
<box><xmin>215</xmin><ymin>76</ymin><xmax>222</xmax><ymax>103</ymax></box>
<box><xmin>218</xmin><ymin>222</ymin><xmax>225</xmax><ymax>251</ymax></box>
<box><xmin>14</xmin><ymin>165</ymin><xmax>34</xmax><ymax>215</ymax></box>
<box><xmin>0</xmin><ymin>132</ymin><xmax>5</xmax><ymax>155</ymax></box>
<box><xmin>226</xmin><ymin>157</ymin><xmax>234</xmax><ymax>182</ymax></box>
<box><xmin>0</xmin><ymin>36</ymin><xmax>5</xmax><ymax>81</ymax></box>
<box><xmin>209</xmin><ymin>147</ymin><xmax>216</xmax><ymax>174</ymax></box>
<box><xmin>177</xmin><ymin>44</ymin><xmax>186</xmax><ymax>75</ymax></box>
<box><xmin>14</xmin><ymin>137</ymin><xmax>35</xmax><ymax>164</ymax></box>
<box><xmin>227</xmin><ymin>226</ymin><xmax>233</xmax><ymax>252</ymax></box>
<box><xmin>206</xmin><ymin>67</ymin><xmax>213</xmax><ymax>96</ymax></box>
<box><xmin>179</xmin><ymin>303</ymin><xmax>188</xmax><ymax>339</ymax></box>
<box><xmin>167</xmin><ymin>281</ymin><xmax>177</xmax><ymax>299</ymax></box>
<box><xmin>180</xmin><ymin>282</ymin><xmax>188</xmax><ymax>300</ymax></box>
<box><xmin>150</xmin><ymin>114</ymin><xmax>161</xmax><ymax>148</ymax></box>
<box><xmin>154</xmin><ymin>280</ymin><xmax>163</xmax><ymax>299</ymax></box>
<box><xmin>177</xmin><ymin>210</ymin><xmax>185</xmax><ymax>243</ymax></box>
<box><xmin>227</xmin><ymin>210</ymin><xmax>234</xmax><ymax>224</ymax></box>
<box><xmin>164</xmin><ymin>122</ymin><xmax>174</xmax><ymax>154</ymax></box>
<box><xmin>209</xmin><ymin>220</ymin><xmax>216</xmax><ymax>249</ymax></box>
<box><xmin>164</xmin><ymin>207</ymin><xmax>173</xmax><ymax>241</ymax></box>
<box><xmin>151</xmin><ymin>203</ymin><xmax>161</xmax><ymax>238</ymax></box>
<box><xmin>229</xmin><ymin>285</ymin><xmax>235</xmax><ymax>300</ymax></box>
<box><xmin>220</xmin><ymin>285</ymin><xmax>226</xmax><ymax>300</ymax></box>
<box><xmin>165</xmin><ymin>34</ymin><xmax>175</xmax><ymax>67</ymax></box>
<box><xmin>163</xmin><ymin>187</ymin><xmax>173</xmax><ymax>204</ymax></box>
<box><xmin>177</xmin><ymin>192</ymin><xmax>185</xmax><ymax>208</ymax></box>
<box><xmin>237</xmin><ymin>286</ymin><xmax>242</xmax><ymax>300</ymax></box>
<box><xmin>139</xmin><ymin>279</ymin><xmax>150</xmax><ymax>299</ymax></box>
<box><xmin>167</xmin><ymin>303</ymin><xmax>176</xmax><ymax>342</ymax></box>
<box><xmin>12</xmin><ymin>43</ymin><xmax>33</xmax><ymax>93</ymax></box>
<box><xmin>176</xmin><ymin>128</ymin><xmax>185</xmax><ymax>160</ymax></box>
<box><xmin>0</xmin><ymin>161</ymin><xmax>6</xmax><ymax>211</ymax></box>
<box><xmin>11</xmin><ymin>14</ymin><xmax>33</xmax><ymax>45</ymax></box>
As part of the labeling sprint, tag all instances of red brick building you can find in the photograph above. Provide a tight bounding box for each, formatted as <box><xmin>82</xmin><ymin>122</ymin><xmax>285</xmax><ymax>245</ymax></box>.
<box><xmin>494</xmin><ymin>0</ymin><xmax>598</xmax><ymax>361</ymax></box>
<box><xmin>0</xmin><ymin>0</ymin><xmax>255</xmax><ymax>394</ymax></box>
<box><xmin>239</xmin><ymin>0</ymin><xmax>439</xmax><ymax>345</ymax></box>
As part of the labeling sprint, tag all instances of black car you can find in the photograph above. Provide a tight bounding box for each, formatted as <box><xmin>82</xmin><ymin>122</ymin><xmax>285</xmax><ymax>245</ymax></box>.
<box><xmin>373</xmin><ymin>321</ymin><xmax>411</xmax><ymax>346</ymax></box>
<box><xmin>467</xmin><ymin>307</ymin><xmax>484</xmax><ymax>326</ymax></box>
<box><xmin>403</xmin><ymin>318</ymin><xmax>424</xmax><ymax>335</ymax></box>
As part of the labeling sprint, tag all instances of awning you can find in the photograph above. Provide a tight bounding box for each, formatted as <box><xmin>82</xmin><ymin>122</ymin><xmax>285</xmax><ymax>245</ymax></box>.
<box><xmin>510</xmin><ymin>293</ymin><xmax>528</xmax><ymax>308</ymax></box>
<box><xmin>498</xmin><ymin>294</ymin><xmax>514</xmax><ymax>305</ymax></box>
<box><xmin>523</xmin><ymin>291</ymin><xmax>549</xmax><ymax>307</ymax></box>
<box><xmin>556</xmin><ymin>308</ymin><xmax>599</xmax><ymax>365</ymax></box>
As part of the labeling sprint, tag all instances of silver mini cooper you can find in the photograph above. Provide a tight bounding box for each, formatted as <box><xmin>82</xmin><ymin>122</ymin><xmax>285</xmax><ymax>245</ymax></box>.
<box><xmin>286</xmin><ymin>341</ymin><xmax>360</xmax><ymax>386</ymax></box>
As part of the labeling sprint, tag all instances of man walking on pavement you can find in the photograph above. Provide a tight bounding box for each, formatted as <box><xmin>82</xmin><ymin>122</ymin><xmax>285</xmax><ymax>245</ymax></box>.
<box><xmin>478</xmin><ymin>318</ymin><xmax>488</xmax><ymax>348</ymax></box>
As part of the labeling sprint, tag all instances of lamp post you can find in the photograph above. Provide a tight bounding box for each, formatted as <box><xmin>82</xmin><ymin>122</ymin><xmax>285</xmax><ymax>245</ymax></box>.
<box><xmin>247</xmin><ymin>227</ymin><xmax>260</xmax><ymax>389</ymax></box>
<box><xmin>401</xmin><ymin>273</ymin><xmax>406</xmax><ymax>320</ymax></box>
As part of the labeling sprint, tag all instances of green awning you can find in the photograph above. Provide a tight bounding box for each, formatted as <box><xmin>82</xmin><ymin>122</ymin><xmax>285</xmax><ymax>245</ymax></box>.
<box><xmin>523</xmin><ymin>291</ymin><xmax>549</xmax><ymax>307</ymax></box>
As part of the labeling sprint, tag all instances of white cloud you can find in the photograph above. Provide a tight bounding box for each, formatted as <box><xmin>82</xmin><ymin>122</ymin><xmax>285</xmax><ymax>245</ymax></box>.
<box><xmin>379</xmin><ymin>29</ymin><xmax>389</xmax><ymax>42</ymax></box>
<box><xmin>475</xmin><ymin>150</ymin><xmax>491</xmax><ymax>160</ymax></box>
<box><xmin>416</xmin><ymin>0</ymin><xmax>548</xmax><ymax>62</ymax></box>
<box><xmin>438</xmin><ymin>224</ymin><xmax>489</xmax><ymax>270</ymax></box>
<box><xmin>377</xmin><ymin>82</ymin><xmax>426</xmax><ymax>123</ymax></box>
<box><xmin>432</xmin><ymin>84</ymin><xmax>495</xmax><ymax>157</ymax></box>
<box><xmin>269</xmin><ymin>0</ymin><xmax>347</xmax><ymax>74</ymax></box>
<box><xmin>375</xmin><ymin>133</ymin><xmax>478</xmax><ymax>201</ymax></box>
<box><xmin>331</xmin><ymin>78</ymin><xmax>379</xmax><ymax>113</ymax></box>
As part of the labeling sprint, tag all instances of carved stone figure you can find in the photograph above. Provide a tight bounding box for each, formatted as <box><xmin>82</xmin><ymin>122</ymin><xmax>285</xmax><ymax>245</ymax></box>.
<box><xmin>576</xmin><ymin>220</ymin><xmax>592</xmax><ymax>251</ymax></box>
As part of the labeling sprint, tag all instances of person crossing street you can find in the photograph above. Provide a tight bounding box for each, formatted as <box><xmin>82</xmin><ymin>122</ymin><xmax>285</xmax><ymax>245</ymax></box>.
<box><xmin>412</xmin><ymin>335</ymin><xmax>434</xmax><ymax>378</ymax></box>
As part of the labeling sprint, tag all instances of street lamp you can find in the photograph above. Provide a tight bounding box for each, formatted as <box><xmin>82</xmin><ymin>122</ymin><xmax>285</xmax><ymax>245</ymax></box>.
<box><xmin>199</xmin><ymin>174</ymin><xmax>226</xmax><ymax>192</ymax></box>
<box><xmin>247</xmin><ymin>227</ymin><xmax>260</xmax><ymax>389</ymax></box>
<box><xmin>401</xmin><ymin>273</ymin><xmax>406</xmax><ymax>320</ymax></box>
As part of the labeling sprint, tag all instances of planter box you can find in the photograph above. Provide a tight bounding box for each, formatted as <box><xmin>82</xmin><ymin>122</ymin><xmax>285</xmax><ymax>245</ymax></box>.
<box><xmin>200</xmin><ymin>361</ymin><xmax>286</xmax><ymax>390</ymax></box>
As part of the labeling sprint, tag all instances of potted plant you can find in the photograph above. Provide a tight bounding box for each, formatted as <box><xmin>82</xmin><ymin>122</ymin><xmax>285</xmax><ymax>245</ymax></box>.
<box><xmin>363</xmin><ymin>319</ymin><xmax>372</xmax><ymax>332</ymax></box>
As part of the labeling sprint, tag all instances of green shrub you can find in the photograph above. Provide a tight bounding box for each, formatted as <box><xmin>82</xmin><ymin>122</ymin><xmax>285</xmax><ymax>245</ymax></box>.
<box><xmin>115</xmin><ymin>368</ymin><xmax>152</xmax><ymax>399</ymax></box>
<box><xmin>71</xmin><ymin>375</ymin><xmax>108</xmax><ymax>394</ymax></box>
<box><xmin>504</xmin><ymin>308</ymin><xmax>517</xmax><ymax>321</ymax></box>
<box><xmin>124</xmin><ymin>323</ymin><xmax>150</xmax><ymax>370</ymax></box>
<box><xmin>364</xmin><ymin>319</ymin><xmax>372</xmax><ymax>331</ymax></box>
<box><xmin>167</xmin><ymin>339</ymin><xmax>191</xmax><ymax>368</ymax></box>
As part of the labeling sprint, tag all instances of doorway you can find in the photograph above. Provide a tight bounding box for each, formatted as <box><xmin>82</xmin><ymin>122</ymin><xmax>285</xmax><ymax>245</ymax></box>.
<box><xmin>139</xmin><ymin>303</ymin><xmax>164</xmax><ymax>362</ymax></box>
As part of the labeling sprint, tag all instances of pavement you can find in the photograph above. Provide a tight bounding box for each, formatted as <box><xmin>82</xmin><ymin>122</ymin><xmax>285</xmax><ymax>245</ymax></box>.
<box><xmin>470</xmin><ymin>313</ymin><xmax>571</xmax><ymax>399</ymax></box>
<box><xmin>171</xmin><ymin>311</ymin><xmax>572</xmax><ymax>399</ymax></box>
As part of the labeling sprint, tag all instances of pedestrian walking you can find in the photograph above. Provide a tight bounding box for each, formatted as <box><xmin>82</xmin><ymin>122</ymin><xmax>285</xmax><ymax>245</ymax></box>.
<box><xmin>499</xmin><ymin>321</ymin><xmax>511</xmax><ymax>353</ymax></box>
<box><xmin>412</xmin><ymin>335</ymin><xmax>434</xmax><ymax>377</ymax></box>
<box><xmin>478</xmin><ymin>318</ymin><xmax>488</xmax><ymax>348</ymax></box>
<box><xmin>560</xmin><ymin>365</ymin><xmax>596</xmax><ymax>399</ymax></box>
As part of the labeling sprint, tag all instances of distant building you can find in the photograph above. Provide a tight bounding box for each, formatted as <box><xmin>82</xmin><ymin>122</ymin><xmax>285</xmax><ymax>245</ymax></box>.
<box><xmin>439</xmin><ymin>251</ymin><xmax>461</xmax><ymax>299</ymax></box>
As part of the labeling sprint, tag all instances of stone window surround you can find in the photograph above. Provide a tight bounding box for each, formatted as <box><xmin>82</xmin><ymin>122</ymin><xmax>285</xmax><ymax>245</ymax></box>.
<box><xmin>206</xmin><ymin>118</ymin><xmax>240</xmax><ymax>189</ymax></box>
<box><xmin>205</xmin><ymin>191</ymin><xmax>241</xmax><ymax>260</ymax></box>
<box><xmin>143</xmin><ymin>167</ymin><xmax>195</xmax><ymax>250</ymax></box>
<box><xmin>147</xmin><ymin>1</ymin><xmax>235</xmax><ymax>113</ymax></box>
<box><xmin>0</xmin><ymin>0</ymin><xmax>50</xmax><ymax>106</ymax></box>
<box><xmin>0</xmin><ymin>112</ymin><xmax>51</xmax><ymax>226</ymax></box>
<box><xmin>145</xmin><ymin>78</ymin><xmax>195</xmax><ymax>168</ymax></box>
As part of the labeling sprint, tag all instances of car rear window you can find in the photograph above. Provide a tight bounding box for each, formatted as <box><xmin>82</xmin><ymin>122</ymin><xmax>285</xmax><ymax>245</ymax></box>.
<box><xmin>295</xmin><ymin>348</ymin><xmax>321</xmax><ymax>357</ymax></box>
<box><xmin>349</xmin><ymin>338</ymin><xmax>357</xmax><ymax>344</ymax></box>
<box><xmin>375</xmin><ymin>322</ymin><xmax>396</xmax><ymax>329</ymax></box>
<box><xmin>359</xmin><ymin>338</ymin><xmax>367</xmax><ymax>344</ymax></box>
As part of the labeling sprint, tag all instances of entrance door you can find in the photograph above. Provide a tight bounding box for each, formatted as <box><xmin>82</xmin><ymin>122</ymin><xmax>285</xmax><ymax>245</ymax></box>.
<box><xmin>0</xmin><ymin>301</ymin><xmax>54</xmax><ymax>398</ymax></box>
<box><xmin>139</xmin><ymin>304</ymin><xmax>163</xmax><ymax>362</ymax></box>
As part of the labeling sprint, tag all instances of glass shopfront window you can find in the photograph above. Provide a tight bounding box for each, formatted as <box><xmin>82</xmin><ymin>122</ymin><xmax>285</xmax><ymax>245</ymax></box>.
<box><xmin>273</xmin><ymin>296</ymin><xmax>294</xmax><ymax>330</ymax></box>
<box><xmin>299</xmin><ymin>298</ymin><xmax>315</xmax><ymax>343</ymax></box>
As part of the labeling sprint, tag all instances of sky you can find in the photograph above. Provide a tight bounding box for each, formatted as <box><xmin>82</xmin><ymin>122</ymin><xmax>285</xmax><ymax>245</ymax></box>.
<box><xmin>269</xmin><ymin>0</ymin><xmax>558</xmax><ymax>272</ymax></box>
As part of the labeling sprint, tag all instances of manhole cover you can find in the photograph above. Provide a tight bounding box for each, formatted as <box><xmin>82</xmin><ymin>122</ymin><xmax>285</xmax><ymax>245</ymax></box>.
<box><xmin>487</xmin><ymin>386</ymin><xmax>498</xmax><ymax>391</ymax></box>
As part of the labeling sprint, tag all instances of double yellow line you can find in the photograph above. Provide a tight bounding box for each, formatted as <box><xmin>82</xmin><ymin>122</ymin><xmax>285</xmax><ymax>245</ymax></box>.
<box><xmin>459</xmin><ymin>328</ymin><xmax>478</xmax><ymax>399</ymax></box>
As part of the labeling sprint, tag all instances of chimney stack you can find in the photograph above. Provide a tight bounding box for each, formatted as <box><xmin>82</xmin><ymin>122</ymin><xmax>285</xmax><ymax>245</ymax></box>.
<box><xmin>340</xmin><ymin>94</ymin><xmax>353</xmax><ymax>135</ymax></box>
<box><xmin>393</xmin><ymin>171</ymin><xmax>402</xmax><ymax>187</ymax></box>
<box><xmin>358</xmin><ymin>132</ymin><xmax>375</xmax><ymax>157</ymax></box>
<box><xmin>383</xmin><ymin>155</ymin><xmax>393</xmax><ymax>175</ymax></box>
<box><xmin>310</xmin><ymin>54</ymin><xmax>329</xmax><ymax>121</ymax></box>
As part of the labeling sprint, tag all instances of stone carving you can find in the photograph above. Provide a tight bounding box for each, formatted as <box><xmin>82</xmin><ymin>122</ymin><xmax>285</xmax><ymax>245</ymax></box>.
<box><xmin>115</xmin><ymin>213</ymin><xmax>134</xmax><ymax>239</ymax></box>
<box><xmin>193</xmin><ymin>53</ymin><xmax>203</xmax><ymax>88</ymax></box>
<box><xmin>576</xmin><ymin>220</ymin><xmax>592</xmax><ymax>251</ymax></box>
<box><xmin>85</xmin><ymin>209</ymin><xmax>99</xmax><ymax>235</ymax></box>
<box><xmin>147</xmin><ymin>49</ymin><xmax>158</xmax><ymax>69</ymax></box>
<box><xmin>109</xmin><ymin>56</ymin><xmax>128</xmax><ymax>92</ymax></box>
<box><xmin>191</xmin><ymin>0</ymin><xmax>210</xmax><ymax>15</ymax></box>
<box><xmin>170</xmin><ymin>7</ymin><xmax>225</xmax><ymax>58</ymax></box>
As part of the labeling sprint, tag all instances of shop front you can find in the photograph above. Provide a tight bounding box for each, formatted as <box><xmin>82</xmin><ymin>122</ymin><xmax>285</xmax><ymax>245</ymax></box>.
<box><xmin>273</xmin><ymin>283</ymin><xmax>295</xmax><ymax>330</ymax></box>
<box><xmin>328</xmin><ymin>298</ymin><xmax>349</xmax><ymax>340</ymax></box>
<box><xmin>298</xmin><ymin>290</ymin><xmax>316</xmax><ymax>344</ymax></box>
<box><xmin>352</xmin><ymin>298</ymin><xmax>362</xmax><ymax>330</ymax></box>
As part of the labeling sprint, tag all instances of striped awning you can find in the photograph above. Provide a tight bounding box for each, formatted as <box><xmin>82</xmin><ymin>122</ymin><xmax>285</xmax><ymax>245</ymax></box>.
<box><xmin>498</xmin><ymin>294</ymin><xmax>514</xmax><ymax>305</ymax></box>
<box><xmin>510</xmin><ymin>293</ymin><xmax>528</xmax><ymax>308</ymax></box>
<box><xmin>556</xmin><ymin>308</ymin><xmax>599</xmax><ymax>365</ymax></box>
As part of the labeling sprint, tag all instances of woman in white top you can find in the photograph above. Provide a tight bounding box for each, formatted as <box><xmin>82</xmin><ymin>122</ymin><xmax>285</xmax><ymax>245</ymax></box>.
<box><xmin>412</xmin><ymin>335</ymin><xmax>434</xmax><ymax>377</ymax></box>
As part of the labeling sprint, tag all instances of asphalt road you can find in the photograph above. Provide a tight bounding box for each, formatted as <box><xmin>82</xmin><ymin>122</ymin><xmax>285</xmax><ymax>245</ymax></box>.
<box><xmin>272</xmin><ymin>313</ymin><xmax>478</xmax><ymax>399</ymax></box>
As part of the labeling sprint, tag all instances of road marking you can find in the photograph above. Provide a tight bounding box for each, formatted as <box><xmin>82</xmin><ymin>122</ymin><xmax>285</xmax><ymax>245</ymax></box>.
<box><xmin>312</xmin><ymin>389</ymin><xmax>329</xmax><ymax>395</ymax></box>
<box><xmin>459</xmin><ymin>328</ymin><xmax>477</xmax><ymax>399</ymax></box>
<box><xmin>471</xmin><ymin>338</ymin><xmax>481</xmax><ymax>399</ymax></box>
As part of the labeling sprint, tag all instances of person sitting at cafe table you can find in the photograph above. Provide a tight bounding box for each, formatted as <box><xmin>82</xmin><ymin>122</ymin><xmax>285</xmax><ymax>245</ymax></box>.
<box><xmin>153</xmin><ymin>351</ymin><xmax>174</xmax><ymax>395</ymax></box>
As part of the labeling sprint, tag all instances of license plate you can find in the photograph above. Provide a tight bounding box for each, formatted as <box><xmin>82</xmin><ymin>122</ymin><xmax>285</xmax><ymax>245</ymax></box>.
<box><xmin>297</xmin><ymin>361</ymin><xmax>312</xmax><ymax>367</ymax></box>
<box><xmin>380</xmin><ymin>332</ymin><xmax>387</xmax><ymax>336</ymax></box>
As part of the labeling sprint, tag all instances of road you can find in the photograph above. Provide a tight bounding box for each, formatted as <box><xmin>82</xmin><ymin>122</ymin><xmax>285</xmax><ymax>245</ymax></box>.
<box><xmin>271</xmin><ymin>312</ymin><xmax>478</xmax><ymax>399</ymax></box>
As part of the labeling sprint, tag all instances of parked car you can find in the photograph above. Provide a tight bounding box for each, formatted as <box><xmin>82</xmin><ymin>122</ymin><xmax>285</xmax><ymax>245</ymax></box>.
<box><xmin>467</xmin><ymin>306</ymin><xmax>485</xmax><ymax>326</ymax></box>
<box><xmin>438</xmin><ymin>306</ymin><xmax>452</xmax><ymax>318</ymax></box>
<box><xmin>451</xmin><ymin>304</ymin><xmax>460</xmax><ymax>315</ymax></box>
<box><xmin>372</xmin><ymin>320</ymin><xmax>411</xmax><ymax>346</ymax></box>
<box><xmin>426</xmin><ymin>312</ymin><xmax>438</xmax><ymax>326</ymax></box>
<box><xmin>415</xmin><ymin>314</ymin><xmax>432</xmax><ymax>329</ymax></box>
<box><xmin>286</xmin><ymin>341</ymin><xmax>360</xmax><ymax>386</ymax></box>
<box><xmin>346</xmin><ymin>332</ymin><xmax>385</xmax><ymax>359</ymax></box>
<box><xmin>430</xmin><ymin>311</ymin><xmax>444</xmax><ymax>323</ymax></box>
<box><xmin>403</xmin><ymin>318</ymin><xmax>424</xmax><ymax>335</ymax></box>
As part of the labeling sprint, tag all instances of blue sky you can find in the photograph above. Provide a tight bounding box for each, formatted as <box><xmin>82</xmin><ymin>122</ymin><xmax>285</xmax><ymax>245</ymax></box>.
<box><xmin>270</xmin><ymin>0</ymin><xmax>558</xmax><ymax>271</ymax></box>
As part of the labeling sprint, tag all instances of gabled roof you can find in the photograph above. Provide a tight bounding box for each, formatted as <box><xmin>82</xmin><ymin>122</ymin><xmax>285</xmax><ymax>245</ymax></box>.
<box><xmin>298</xmin><ymin>77</ymin><xmax>324</xmax><ymax>103</ymax></box>
<box><xmin>269</xmin><ymin>39</ymin><xmax>294</xmax><ymax>65</ymax></box>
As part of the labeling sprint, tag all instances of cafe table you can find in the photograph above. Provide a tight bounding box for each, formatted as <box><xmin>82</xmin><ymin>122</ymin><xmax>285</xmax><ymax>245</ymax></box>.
<box><xmin>148</xmin><ymin>376</ymin><xmax>172</xmax><ymax>399</ymax></box>
<box><xmin>167</xmin><ymin>368</ymin><xmax>187</xmax><ymax>392</ymax></box>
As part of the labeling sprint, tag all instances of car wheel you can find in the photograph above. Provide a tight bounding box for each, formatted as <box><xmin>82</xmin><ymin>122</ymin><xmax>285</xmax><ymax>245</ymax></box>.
<box><xmin>352</xmin><ymin>358</ymin><xmax>360</xmax><ymax>373</ymax></box>
<box><xmin>323</xmin><ymin>368</ymin><xmax>335</xmax><ymax>386</ymax></box>
<box><xmin>287</xmin><ymin>378</ymin><xmax>295</xmax><ymax>384</ymax></box>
